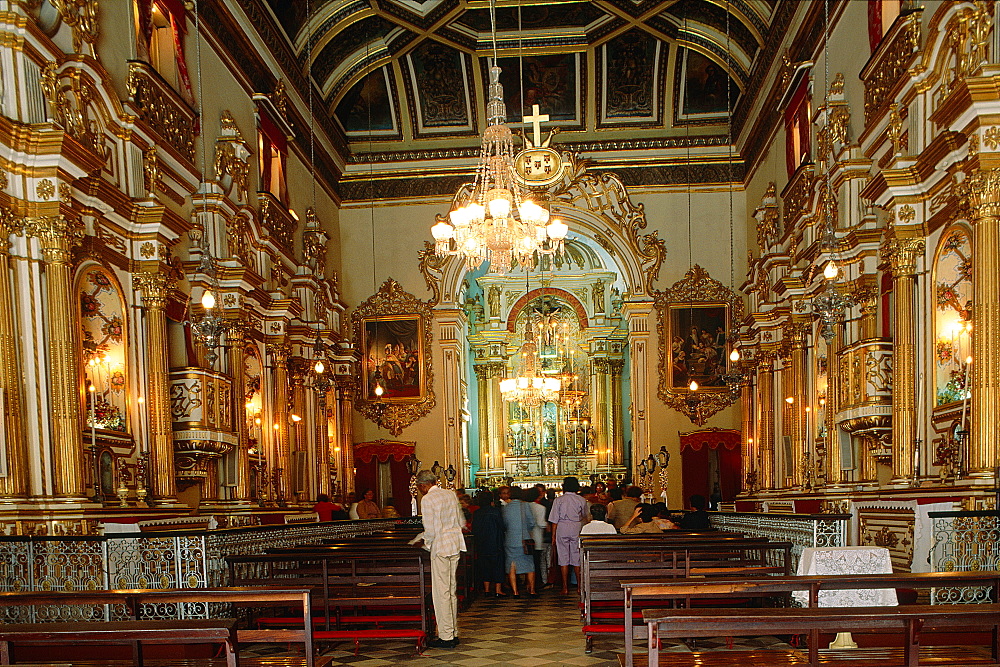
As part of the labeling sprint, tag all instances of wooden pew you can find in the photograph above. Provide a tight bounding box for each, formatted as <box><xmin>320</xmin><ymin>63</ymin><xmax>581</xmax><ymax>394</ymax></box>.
<box><xmin>580</xmin><ymin>538</ymin><xmax>792</xmax><ymax>653</ymax></box>
<box><xmin>621</xmin><ymin>570</ymin><xmax>1000</xmax><ymax>667</ymax></box>
<box><xmin>227</xmin><ymin>550</ymin><xmax>430</xmax><ymax>655</ymax></box>
<box><xmin>0</xmin><ymin>587</ymin><xmax>316</xmax><ymax>667</ymax></box>
<box><xmin>641</xmin><ymin>603</ymin><xmax>1000</xmax><ymax>667</ymax></box>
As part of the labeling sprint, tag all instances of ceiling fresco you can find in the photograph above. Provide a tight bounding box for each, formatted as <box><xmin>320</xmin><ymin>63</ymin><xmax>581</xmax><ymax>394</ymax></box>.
<box><xmin>264</xmin><ymin>0</ymin><xmax>777</xmax><ymax>148</ymax></box>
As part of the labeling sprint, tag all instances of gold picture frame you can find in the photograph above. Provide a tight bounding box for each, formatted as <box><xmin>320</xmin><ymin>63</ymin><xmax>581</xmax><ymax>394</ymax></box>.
<box><xmin>655</xmin><ymin>265</ymin><xmax>744</xmax><ymax>425</ymax></box>
<box><xmin>351</xmin><ymin>279</ymin><xmax>435</xmax><ymax>435</ymax></box>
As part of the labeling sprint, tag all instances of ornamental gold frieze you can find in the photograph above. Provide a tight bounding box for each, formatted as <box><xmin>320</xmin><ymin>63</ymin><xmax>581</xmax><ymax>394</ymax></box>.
<box><xmin>126</xmin><ymin>61</ymin><xmax>196</xmax><ymax>163</ymax></box>
<box><xmin>754</xmin><ymin>182</ymin><xmax>780</xmax><ymax>250</ymax></box>
<box><xmin>215</xmin><ymin>111</ymin><xmax>251</xmax><ymax>204</ymax></box>
<box><xmin>937</xmin><ymin>1</ymin><xmax>992</xmax><ymax>104</ymax></box>
<box><xmin>52</xmin><ymin>0</ymin><xmax>99</xmax><ymax>54</ymax></box>
<box><xmin>860</xmin><ymin>9</ymin><xmax>921</xmax><ymax>126</ymax></box>
<box><xmin>962</xmin><ymin>168</ymin><xmax>1000</xmax><ymax>217</ymax></box>
<box><xmin>168</xmin><ymin>368</ymin><xmax>234</xmax><ymax>433</ymax></box>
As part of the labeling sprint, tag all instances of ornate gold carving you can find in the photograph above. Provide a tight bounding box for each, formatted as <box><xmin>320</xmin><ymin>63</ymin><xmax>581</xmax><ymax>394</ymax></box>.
<box><xmin>897</xmin><ymin>204</ymin><xmax>916</xmax><ymax>224</ymax></box>
<box><xmin>549</xmin><ymin>153</ymin><xmax>665</xmax><ymax>295</ymax></box>
<box><xmin>0</xmin><ymin>171</ymin><xmax>7</xmax><ymax>191</ymax></box>
<box><xmin>888</xmin><ymin>104</ymin><xmax>905</xmax><ymax>156</ymax></box>
<box><xmin>755</xmin><ymin>182</ymin><xmax>780</xmax><ymax>249</ymax></box>
<box><xmin>417</xmin><ymin>240</ymin><xmax>447</xmax><ymax>306</ymax></box>
<box><xmin>829</xmin><ymin>72</ymin><xmax>845</xmax><ymax>97</ymax></box>
<box><xmin>259</xmin><ymin>192</ymin><xmax>296</xmax><ymax>252</ymax></box>
<box><xmin>862</xmin><ymin>10</ymin><xmax>920</xmax><ymax>124</ymax></box>
<box><xmin>271</xmin><ymin>80</ymin><xmax>289</xmax><ymax>121</ymax></box>
<box><xmin>40</xmin><ymin>62</ymin><xmax>109</xmax><ymax>162</ymax></box>
<box><xmin>963</xmin><ymin>168</ymin><xmax>1000</xmax><ymax>218</ymax></box>
<box><xmin>941</xmin><ymin>2</ymin><xmax>992</xmax><ymax>97</ymax></box>
<box><xmin>350</xmin><ymin>279</ymin><xmax>436</xmax><ymax>435</ymax></box>
<box><xmin>968</xmin><ymin>132</ymin><xmax>980</xmax><ymax>156</ymax></box>
<box><xmin>781</xmin><ymin>164</ymin><xmax>814</xmax><ymax>228</ymax></box>
<box><xmin>127</xmin><ymin>61</ymin><xmax>197</xmax><ymax>163</ymax></box>
<box><xmin>654</xmin><ymin>265</ymin><xmax>744</xmax><ymax>425</ymax></box>
<box><xmin>35</xmin><ymin>179</ymin><xmax>54</xmax><ymax>201</ymax></box>
<box><xmin>140</xmin><ymin>242</ymin><xmax>156</xmax><ymax>258</ymax></box>
<box><xmin>227</xmin><ymin>214</ymin><xmax>256</xmax><ymax>273</ymax></box>
<box><xmin>52</xmin><ymin>0</ymin><xmax>98</xmax><ymax>54</ymax></box>
<box><xmin>473</xmin><ymin>361</ymin><xmax>505</xmax><ymax>379</ymax></box>
<box><xmin>301</xmin><ymin>208</ymin><xmax>327</xmax><ymax>278</ymax></box>
<box><xmin>214</xmin><ymin>110</ymin><xmax>251</xmax><ymax>203</ymax></box>
<box><xmin>143</xmin><ymin>147</ymin><xmax>159</xmax><ymax>198</ymax></box>
<box><xmin>132</xmin><ymin>270</ymin><xmax>175</xmax><ymax>309</ymax></box>
<box><xmin>984</xmin><ymin>126</ymin><xmax>1000</xmax><ymax>150</ymax></box>
<box><xmin>883</xmin><ymin>237</ymin><xmax>925</xmax><ymax>276</ymax></box>
<box><xmin>22</xmin><ymin>215</ymin><xmax>83</xmax><ymax>257</ymax></box>
<box><xmin>58</xmin><ymin>182</ymin><xmax>71</xmax><ymax>203</ymax></box>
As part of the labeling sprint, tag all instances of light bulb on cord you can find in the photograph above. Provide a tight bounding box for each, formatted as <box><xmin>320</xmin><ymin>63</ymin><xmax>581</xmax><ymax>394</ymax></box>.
<box><xmin>201</xmin><ymin>289</ymin><xmax>216</xmax><ymax>310</ymax></box>
<box><xmin>823</xmin><ymin>260</ymin><xmax>838</xmax><ymax>280</ymax></box>
<box><xmin>314</xmin><ymin>359</ymin><xmax>325</xmax><ymax>374</ymax></box>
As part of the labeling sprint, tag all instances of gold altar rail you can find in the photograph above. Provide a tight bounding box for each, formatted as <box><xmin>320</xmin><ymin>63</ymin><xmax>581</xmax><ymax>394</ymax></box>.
<box><xmin>259</xmin><ymin>191</ymin><xmax>297</xmax><ymax>253</ymax></box>
<box><xmin>126</xmin><ymin>60</ymin><xmax>197</xmax><ymax>163</ymax></box>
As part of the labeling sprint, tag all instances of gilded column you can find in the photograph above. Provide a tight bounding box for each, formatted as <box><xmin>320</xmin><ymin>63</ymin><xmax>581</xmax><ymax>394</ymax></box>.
<box><xmin>267</xmin><ymin>344</ymin><xmax>291</xmax><ymax>503</ymax></box>
<box><xmin>591</xmin><ymin>359</ymin><xmax>611</xmax><ymax>464</ymax></box>
<box><xmin>0</xmin><ymin>207</ymin><xmax>27</xmax><ymax>499</ymax></box>
<box><xmin>785</xmin><ymin>324</ymin><xmax>807</xmax><ymax>487</ymax></box>
<box><xmin>739</xmin><ymin>379</ymin><xmax>753</xmax><ymax>493</ymax></box>
<box><xmin>857</xmin><ymin>284</ymin><xmax>879</xmax><ymax>340</ymax></box>
<box><xmin>757</xmin><ymin>352</ymin><xmax>776</xmax><ymax>490</ymax></box>
<box><xmin>26</xmin><ymin>216</ymin><xmax>85</xmax><ymax>499</ymax></box>
<box><xmin>314</xmin><ymin>379</ymin><xmax>332</xmax><ymax>497</ymax></box>
<box><xmin>609</xmin><ymin>359</ymin><xmax>625</xmax><ymax>466</ymax></box>
<box><xmin>967</xmin><ymin>169</ymin><xmax>1000</xmax><ymax>475</ymax></box>
<box><xmin>227</xmin><ymin>331</ymin><xmax>250</xmax><ymax>501</ymax></box>
<box><xmin>474</xmin><ymin>362</ymin><xmax>505</xmax><ymax>472</ymax></box>
<box><xmin>335</xmin><ymin>378</ymin><xmax>356</xmax><ymax>498</ymax></box>
<box><xmin>886</xmin><ymin>237</ymin><xmax>924</xmax><ymax>483</ymax></box>
<box><xmin>289</xmin><ymin>364</ymin><xmax>307</xmax><ymax>500</ymax></box>
<box><xmin>133</xmin><ymin>270</ymin><xmax>178</xmax><ymax>503</ymax></box>
<box><xmin>824</xmin><ymin>328</ymin><xmax>844</xmax><ymax>484</ymax></box>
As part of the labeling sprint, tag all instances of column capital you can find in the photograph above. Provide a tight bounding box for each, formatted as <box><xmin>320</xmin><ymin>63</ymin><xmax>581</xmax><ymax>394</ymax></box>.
<box><xmin>473</xmin><ymin>361</ymin><xmax>505</xmax><ymax>379</ymax></box>
<box><xmin>0</xmin><ymin>205</ymin><xmax>23</xmax><ymax>241</ymax></box>
<box><xmin>132</xmin><ymin>271</ymin><xmax>176</xmax><ymax>309</ymax></box>
<box><xmin>782</xmin><ymin>322</ymin><xmax>809</xmax><ymax>349</ymax></box>
<box><xmin>883</xmin><ymin>237</ymin><xmax>925</xmax><ymax>276</ymax></box>
<box><xmin>266</xmin><ymin>343</ymin><xmax>292</xmax><ymax>365</ymax></box>
<box><xmin>964</xmin><ymin>168</ymin><xmax>1000</xmax><ymax>218</ymax></box>
<box><xmin>23</xmin><ymin>215</ymin><xmax>83</xmax><ymax>261</ymax></box>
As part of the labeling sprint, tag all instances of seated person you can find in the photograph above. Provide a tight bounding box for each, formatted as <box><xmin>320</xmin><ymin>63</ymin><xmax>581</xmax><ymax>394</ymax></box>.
<box><xmin>678</xmin><ymin>494</ymin><xmax>712</xmax><ymax>530</ymax></box>
<box><xmin>621</xmin><ymin>503</ymin><xmax>663</xmax><ymax>534</ymax></box>
<box><xmin>651</xmin><ymin>502</ymin><xmax>678</xmax><ymax>530</ymax></box>
<box><xmin>580</xmin><ymin>503</ymin><xmax>617</xmax><ymax>535</ymax></box>
<box><xmin>312</xmin><ymin>493</ymin><xmax>343</xmax><ymax>522</ymax></box>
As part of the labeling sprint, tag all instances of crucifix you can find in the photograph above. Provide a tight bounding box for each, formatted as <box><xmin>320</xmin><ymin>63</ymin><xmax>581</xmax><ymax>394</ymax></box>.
<box><xmin>523</xmin><ymin>104</ymin><xmax>549</xmax><ymax>147</ymax></box>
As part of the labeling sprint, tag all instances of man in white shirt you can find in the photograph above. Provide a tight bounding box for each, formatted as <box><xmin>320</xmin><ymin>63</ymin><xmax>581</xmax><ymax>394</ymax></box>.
<box><xmin>579</xmin><ymin>504</ymin><xmax>617</xmax><ymax>535</ymax></box>
<box><xmin>414</xmin><ymin>470</ymin><xmax>466</xmax><ymax>649</ymax></box>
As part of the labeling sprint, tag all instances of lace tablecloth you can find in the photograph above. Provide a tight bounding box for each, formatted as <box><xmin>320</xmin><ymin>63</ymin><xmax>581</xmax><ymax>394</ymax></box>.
<box><xmin>792</xmin><ymin>546</ymin><xmax>898</xmax><ymax>607</ymax></box>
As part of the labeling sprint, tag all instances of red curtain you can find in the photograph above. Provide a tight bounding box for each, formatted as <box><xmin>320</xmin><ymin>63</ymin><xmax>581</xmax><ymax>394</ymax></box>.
<box><xmin>784</xmin><ymin>77</ymin><xmax>810</xmax><ymax>178</ymax></box>
<box><xmin>679</xmin><ymin>429</ymin><xmax>742</xmax><ymax>504</ymax></box>
<box><xmin>352</xmin><ymin>441</ymin><xmax>416</xmax><ymax>517</ymax></box>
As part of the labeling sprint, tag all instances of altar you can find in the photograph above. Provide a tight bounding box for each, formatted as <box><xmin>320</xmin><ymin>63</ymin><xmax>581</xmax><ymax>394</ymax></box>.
<box><xmin>475</xmin><ymin>453</ymin><xmax>627</xmax><ymax>487</ymax></box>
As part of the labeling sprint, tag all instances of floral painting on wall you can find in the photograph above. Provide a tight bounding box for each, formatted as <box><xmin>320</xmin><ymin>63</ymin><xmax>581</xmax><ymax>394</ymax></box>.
<box><xmin>78</xmin><ymin>267</ymin><xmax>128</xmax><ymax>432</ymax></box>
<box><xmin>933</xmin><ymin>227</ymin><xmax>973</xmax><ymax>407</ymax></box>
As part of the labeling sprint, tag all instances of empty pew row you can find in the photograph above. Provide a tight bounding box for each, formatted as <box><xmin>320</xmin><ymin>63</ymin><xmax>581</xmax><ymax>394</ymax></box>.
<box><xmin>622</xmin><ymin>570</ymin><xmax>1000</xmax><ymax>667</ymax></box>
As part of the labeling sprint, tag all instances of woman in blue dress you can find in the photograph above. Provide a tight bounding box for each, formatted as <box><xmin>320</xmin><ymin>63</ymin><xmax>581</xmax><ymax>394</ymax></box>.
<box><xmin>501</xmin><ymin>486</ymin><xmax>537</xmax><ymax>596</ymax></box>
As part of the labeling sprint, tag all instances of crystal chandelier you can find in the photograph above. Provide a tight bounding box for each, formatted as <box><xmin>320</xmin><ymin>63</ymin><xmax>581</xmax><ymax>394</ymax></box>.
<box><xmin>499</xmin><ymin>316</ymin><xmax>560</xmax><ymax>406</ymax></box>
<box><xmin>430</xmin><ymin>4</ymin><xmax>567</xmax><ymax>274</ymax></box>
<box><xmin>190</xmin><ymin>252</ymin><xmax>229</xmax><ymax>365</ymax></box>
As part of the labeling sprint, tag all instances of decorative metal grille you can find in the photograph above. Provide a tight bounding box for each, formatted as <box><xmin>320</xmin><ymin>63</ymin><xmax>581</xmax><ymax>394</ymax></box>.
<box><xmin>0</xmin><ymin>518</ymin><xmax>419</xmax><ymax>622</ymax></box>
<box><xmin>709</xmin><ymin>512</ymin><xmax>848</xmax><ymax>573</ymax></box>
<box><xmin>930</xmin><ymin>511</ymin><xmax>999</xmax><ymax>604</ymax></box>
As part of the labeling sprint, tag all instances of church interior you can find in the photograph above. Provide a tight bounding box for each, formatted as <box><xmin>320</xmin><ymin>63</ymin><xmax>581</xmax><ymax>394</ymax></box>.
<box><xmin>0</xmin><ymin>0</ymin><xmax>998</xmax><ymax>663</ymax></box>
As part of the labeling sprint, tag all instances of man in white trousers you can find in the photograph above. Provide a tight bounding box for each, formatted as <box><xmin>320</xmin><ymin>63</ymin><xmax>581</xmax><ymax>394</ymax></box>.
<box><xmin>414</xmin><ymin>469</ymin><xmax>466</xmax><ymax>649</ymax></box>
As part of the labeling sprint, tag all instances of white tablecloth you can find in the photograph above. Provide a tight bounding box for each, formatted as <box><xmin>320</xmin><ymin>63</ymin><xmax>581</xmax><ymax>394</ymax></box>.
<box><xmin>793</xmin><ymin>546</ymin><xmax>898</xmax><ymax>607</ymax></box>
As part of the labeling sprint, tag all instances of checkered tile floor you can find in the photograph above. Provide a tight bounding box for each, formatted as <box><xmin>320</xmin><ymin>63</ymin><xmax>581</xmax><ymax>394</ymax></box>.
<box><xmin>244</xmin><ymin>588</ymin><xmax>795</xmax><ymax>666</ymax></box>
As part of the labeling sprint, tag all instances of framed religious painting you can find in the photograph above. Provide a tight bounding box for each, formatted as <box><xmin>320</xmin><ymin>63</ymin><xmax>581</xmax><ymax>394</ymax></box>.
<box><xmin>655</xmin><ymin>265</ymin><xmax>744</xmax><ymax>425</ymax></box>
<box><xmin>351</xmin><ymin>279</ymin><xmax>436</xmax><ymax>435</ymax></box>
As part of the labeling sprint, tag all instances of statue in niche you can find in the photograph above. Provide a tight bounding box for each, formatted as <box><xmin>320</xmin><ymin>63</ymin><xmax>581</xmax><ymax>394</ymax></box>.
<box><xmin>610</xmin><ymin>287</ymin><xmax>623</xmax><ymax>316</ymax></box>
<box><xmin>592</xmin><ymin>280</ymin><xmax>605</xmax><ymax>313</ymax></box>
<box><xmin>487</xmin><ymin>286</ymin><xmax>501</xmax><ymax>318</ymax></box>
<box><xmin>99</xmin><ymin>451</ymin><xmax>114</xmax><ymax>496</ymax></box>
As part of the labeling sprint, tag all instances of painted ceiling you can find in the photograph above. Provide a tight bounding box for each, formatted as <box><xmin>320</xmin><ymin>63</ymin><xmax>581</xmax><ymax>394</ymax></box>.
<box><xmin>263</xmin><ymin>0</ymin><xmax>781</xmax><ymax>150</ymax></box>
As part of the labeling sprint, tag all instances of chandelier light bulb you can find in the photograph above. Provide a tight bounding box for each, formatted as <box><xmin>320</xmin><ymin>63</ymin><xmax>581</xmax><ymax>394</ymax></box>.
<box><xmin>785</xmin><ymin>396</ymin><xmax>795</xmax><ymax>404</ymax></box>
<box><xmin>486</xmin><ymin>189</ymin><xmax>512</xmax><ymax>218</ymax></box>
<box><xmin>966</xmin><ymin>355</ymin><xmax>973</xmax><ymax>365</ymax></box>
<box><xmin>689</xmin><ymin>380</ymin><xmax>699</xmax><ymax>391</ymax></box>
<box><xmin>546</xmin><ymin>219</ymin><xmax>568</xmax><ymax>240</ymax></box>
<box><xmin>88</xmin><ymin>384</ymin><xmax>96</xmax><ymax>392</ymax></box>
<box><xmin>314</xmin><ymin>359</ymin><xmax>325</xmax><ymax>374</ymax></box>
<box><xmin>201</xmin><ymin>289</ymin><xmax>216</xmax><ymax>310</ymax></box>
<box><xmin>374</xmin><ymin>382</ymin><xmax>384</xmax><ymax>397</ymax></box>
<box><xmin>273</xmin><ymin>423</ymin><xmax>280</xmax><ymax>430</ymax></box>
<box><xmin>823</xmin><ymin>260</ymin><xmax>838</xmax><ymax>280</ymax></box>
<box><xmin>729</xmin><ymin>348</ymin><xmax>740</xmax><ymax>362</ymax></box>
<box><xmin>431</xmin><ymin>221</ymin><xmax>454</xmax><ymax>240</ymax></box>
